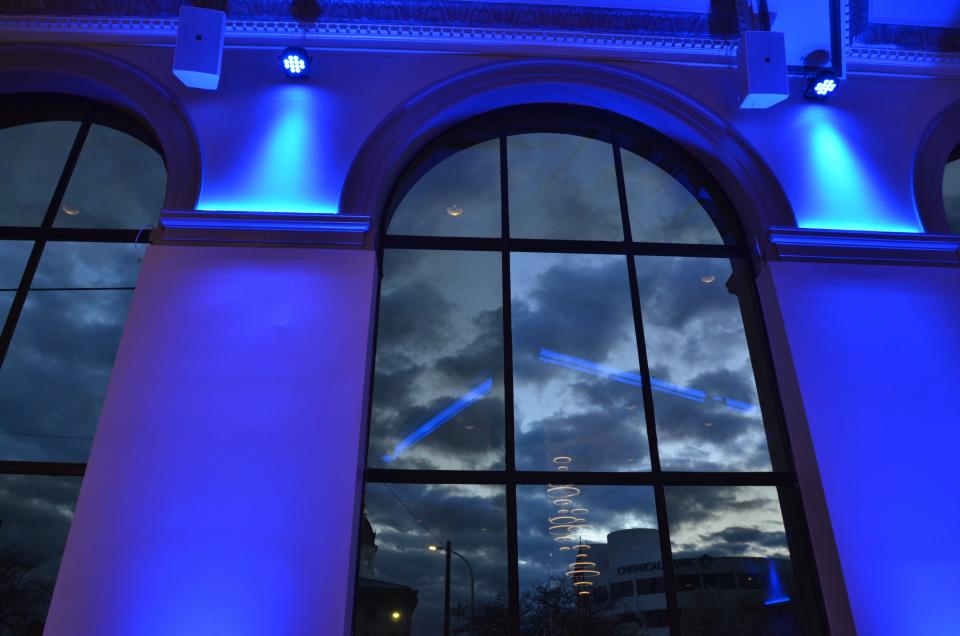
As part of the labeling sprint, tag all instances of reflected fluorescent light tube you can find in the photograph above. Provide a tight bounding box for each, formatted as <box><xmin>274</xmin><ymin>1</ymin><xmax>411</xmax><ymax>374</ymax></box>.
<box><xmin>539</xmin><ymin>348</ymin><xmax>704</xmax><ymax>402</ymax></box>
<box><xmin>382</xmin><ymin>377</ymin><xmax>493</xmax><ymax>463</ymax></box>
<box><xmin>538</xmin><ymin>348</ymin><xmax>759</xmax><ymax>415</ymax></box>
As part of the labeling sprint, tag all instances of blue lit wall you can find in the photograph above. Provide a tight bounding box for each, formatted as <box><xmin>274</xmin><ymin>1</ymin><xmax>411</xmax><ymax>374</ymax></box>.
<box><xmin>192</xmin><ymin>83</ymin><xmax>339</xmax><ymax>214</ymax></box>
<box><xmin>768</xmin><ymin>261</ymin><xmax>960</xmax><ymax>636</ymax></box>
<box><xmin>45</xmin><ymin>245</ymin><xmax>377</xmax><ymax>635</ymax></box>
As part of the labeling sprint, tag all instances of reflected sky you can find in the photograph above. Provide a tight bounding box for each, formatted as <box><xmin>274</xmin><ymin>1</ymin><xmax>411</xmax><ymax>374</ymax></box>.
<box><xmin>636</xmin><ymin>256</ymin><xmax>770</xmax><ymax>471</ymax></box>
<box><xmin>623</xmin><ymin>149</ymin><xmax>723</xmax><ymax>245</ymax></box>
<box><xmin>56</xmin><ymin>124</ymin><xmax>166</xmax><ymax>230</ymax></box>
<box><xmin>361</xmin><ymin>483</ymin><xmax>507</xmax><ymax>636</ymax></box>
<box><xmin>388</xmin><ymin>139</ymin><xmax>501</xmax><ymax>238</ymax></box>
<box><xmin>0</xmin><ymin>115</ymin><xmax>163</xmax><ymax>631</ymax></box>
<box><xmin>942</xmin><ymin>159</ymin><xmax>960</xmax><ymax>233</ymax></box>
<box><xmin>0</xmin><ymin>122</ymin><xmax>80</xmax><ymax>227</ymax></box>
<box><xmin>508</xmin><ymin>133</ymin><xmax>623</xmax><ymax>241</ymax></box>
<box><xmin>512</xmin><ymin>252</ymin><xmax>651</xmax><ymax>471</ymax></box>
<box><xmin>0</xmin><ymin>475</ymin><xmax>81</xmax><ymax>632</ymax></box>
<box><xmin>368</xmin><ymin>249</ymin><xmax>505</xmax><ymax>470</ymax></box>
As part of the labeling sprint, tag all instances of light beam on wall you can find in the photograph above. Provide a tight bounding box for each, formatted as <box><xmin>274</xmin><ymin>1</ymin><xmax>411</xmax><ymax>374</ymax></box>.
<box><xmin>196</xmin><ymin>85</ymin><xmax>338</xmax><ymax>214</ymax></box>
<box><xmin>764</xmin><ymin>558</ymin><xmax>790</xmax><ymax>606</ymax></box>
<box><xmin>382</xmin><ymin>377</ymin><xmax>493</xmax><ymax>463</ymax></box>
<box><xmin>795</xmin><ymin>108</ymin><xmax>921</xmax><ymax>233</ymax></box>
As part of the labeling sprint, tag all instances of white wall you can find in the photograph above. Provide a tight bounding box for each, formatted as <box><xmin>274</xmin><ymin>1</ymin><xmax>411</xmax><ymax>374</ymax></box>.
<box><xmin>45</xmin><ymin>245</ymin><xmax>377</xmax><ymax>636</ymax></box>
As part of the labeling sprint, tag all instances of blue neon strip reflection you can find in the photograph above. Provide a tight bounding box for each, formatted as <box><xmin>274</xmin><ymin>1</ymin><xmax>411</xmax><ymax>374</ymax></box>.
<box><xmin>764</xmin><ymin>558</ymin><xmax>790</xmax><ymax>606</ymax></box>
<box><xmin>382</xmin><ymin>377</ymin><xmax>493</xmax><ymax>463</ymax></box>
<box><xmin>539</xmin><ymin>348</ymin><xmax>758</xmax><ymax>414</ymax></box>
<box><xmin>539</xmin><ymin>348</ymin><xmax>704</xmax><ymax>401</ymax></box>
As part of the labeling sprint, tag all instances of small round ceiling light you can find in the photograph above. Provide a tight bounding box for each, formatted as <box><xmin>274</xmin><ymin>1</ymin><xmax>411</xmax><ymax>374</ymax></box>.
<box><xmin>62</xmin><ymin>205</ymin><xmax>80</xmax><ymax>216</ymax></box>
<box><xmin>446</xmin><ymin>204</ymin><xmax>463</xmax><ymax>217</ymax></box>
<box><xmin>701</xmin><ymin>274</ymin><xmax>716</xmax><ymax>284</ymax></box>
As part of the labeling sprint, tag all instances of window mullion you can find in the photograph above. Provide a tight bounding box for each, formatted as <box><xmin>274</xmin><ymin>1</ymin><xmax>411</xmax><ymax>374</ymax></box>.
<box><xmin>500</xmin><ymin>130</ymin><xmax>522</xmax><ymax>636</ymax></box>
<box><xmin>0</xmin><ymin>119</ymin><xmax>91</xmax><ymax>368</ymax></box>
<box><xmin>614</xmin><ymin>136</ymin><xmax>683</xmax><ymax>635</ymax></box>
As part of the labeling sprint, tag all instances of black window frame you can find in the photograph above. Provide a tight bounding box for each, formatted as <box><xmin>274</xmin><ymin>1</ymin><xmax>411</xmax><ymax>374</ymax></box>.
<box><xmin>0</xmin><ymin>92</ymin><xmax>162</xmax><ymax>478</ymax></box>
<box><xmin>359</xmin><ymin>104</ymin><xmax>829</xmax><ymax>635</ymax></box>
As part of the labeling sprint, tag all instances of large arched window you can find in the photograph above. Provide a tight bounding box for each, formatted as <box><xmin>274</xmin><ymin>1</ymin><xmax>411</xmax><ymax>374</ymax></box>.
<box><xmin>357</xmin><ymin>106</ymin><xmax>824</xmax><ymax>635</ymax></box>
<box><xmin>0</xmin><ymin>94</ymin><xmax>166</xmax><ymax>631</ymax></box>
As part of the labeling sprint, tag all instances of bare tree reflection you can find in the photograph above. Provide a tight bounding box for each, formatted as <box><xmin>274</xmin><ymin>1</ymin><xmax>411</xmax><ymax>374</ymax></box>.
<box><xmin>0</xmin><ymin>547</ymin><xmax>52</xmax><ymax>636</ymax></box>
<box><xmin>453</xmin><ymin>577</ymin><xmax>649</xmax><ymax>636</ymax></box>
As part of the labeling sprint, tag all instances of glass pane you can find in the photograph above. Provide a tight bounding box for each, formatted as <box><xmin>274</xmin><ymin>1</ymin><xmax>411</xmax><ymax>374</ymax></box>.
<box><xmin>0</xmin><ymin>243</ymin><xmax>140</xmax><ymax>462</ymax></box>
<box><xmin>368</xmin><ymin>250</ymin><xmax>504</xmax><ymax>469</ymax></box>
<box><xmin>508</xmin><ymin>134</ymin><xmax>623</xmax><ymax>241</ymax></box>
<box><xmin>32</xmin><ymin>241</ymin><xmax>141</xmax><ymax>288</ymax></box>
<box><xmin>943</xmin><ymin>158</ymin><xmax>960</xmax><ymax>233</ymax></box>
<box><xmin>623</xmin><ymin>150</ymin><xmax>723</xmax><ymax>244</ymax></box>
<box><xmin>389</xmin><ymin>139</ymin><xmax>501</xmax><ymax>237</ymax></box>
<box><xmin>518</xmin><ymin>484</ymin><xmax>666</xmax><ymax>634</ymax></box>
<box><xmin>0</xmin><ymin>292</ymin><xmax>12</xmax><ymax>325</ymax></box>
<box><xmin>0</xmin><ymin>474</ymin><xmax>82</xmax><ymax>634</ymax></box>
<box><xmin>635</xmin><ymin>256</ymin><xmax>771</xmax><ymax>471</ymax></box>
<box><xmin>0</xmin><ymin>240</ymin><xmax>32</xmax><ymax>288</ymax></box>
<box><xmin>0</xmin><ymin>121</ymin><xmax>80</xmax><ymax>226</ymax></box>
<box><xmin>56</xmin><ymin>124</ymin><xmax>166</xmax><ymax>229</ymax></box>
<box><xmin>512</xmin><ymin>252</ymin><xmax>650</xmax><ymax>471</ymax></box>
<box><xmin>666</xmin><ymin>486</ymin><xmax>800</xmax><ymax>636</ymax></box>
<box><xmin>358</xmin><ymin>483</ymin><xmax>507</xmax><ymax>635</ymax></box>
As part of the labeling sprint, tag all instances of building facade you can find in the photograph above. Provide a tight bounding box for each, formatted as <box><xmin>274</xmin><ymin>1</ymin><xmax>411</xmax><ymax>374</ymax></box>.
<box><xmin>1</xmin><ymin>1</ymin><xmax>959</xmax><ymax>635</ymax></box>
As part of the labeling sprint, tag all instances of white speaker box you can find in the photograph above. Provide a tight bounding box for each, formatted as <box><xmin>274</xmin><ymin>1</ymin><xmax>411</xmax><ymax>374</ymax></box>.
<box><xmin>738</xmin><ymin>31</ymin><xmax>789</xmax><ymax>109</ymax></box>
<box><xmin>173</xmin><ymin>6</ymin><xmax>226</xmax><ymax>90</ymax></box>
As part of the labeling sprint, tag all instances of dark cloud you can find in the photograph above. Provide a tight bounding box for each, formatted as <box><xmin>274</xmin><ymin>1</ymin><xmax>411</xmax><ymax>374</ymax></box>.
<box><xmin>363</xmin><ymin>483</ymin><xmax>508</xmax><ymax>636</ymax></box>
<box><xmin>0</xmin><ymin>288</ymin><xmax>132</xmax><ymax>461</ymax></box>
<box><xmin>377</xmin><ymin>281</ymin><xmax>457</xmax><ymax>355</ymax></box>
<box><xmin>507</xmin><ymin>134</ymin><xmax>623</xmax><ymax>241</ymax></box>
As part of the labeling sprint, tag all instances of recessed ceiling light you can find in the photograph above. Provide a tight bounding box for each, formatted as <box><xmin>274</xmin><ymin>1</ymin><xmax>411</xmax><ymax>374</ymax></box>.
<box><xmin>446</xmin><ymin>204</ymin><xmax>463</xmax><ymax>217</ymax></box>
<box><xmin>701</xmin><ymin>275</ymin><xmax>716</xmax><ymax>284</ymax></box>
<box><xmin>704</xmin><ymin>421</ymin><xmax>714</xmax><ymax>427</ymax></box>
<box><xmin>62</xmin><ymin>205</ymin><xmax>80</xmax><ymax>216</ymax></box>
<box><xmin>624</xmin><ymin>402</ymin><xmax>637</xmax><ymax>410</ymax></box>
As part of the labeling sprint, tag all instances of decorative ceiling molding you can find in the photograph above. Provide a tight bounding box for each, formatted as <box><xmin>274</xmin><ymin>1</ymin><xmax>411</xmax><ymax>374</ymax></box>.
<box><xmin>0</xmin><ymin>14</ymin><xmax>739</xmax><ymax>60</ymax></box>
<box><xmin>845</xmin><ymin>0</ymin><xmax>960</xmax><ymax>73</ymax></box>
<box><xmin>0</xmin><ymin>0</ymin><xmax>740</xmax><ymax>35</ymax></box>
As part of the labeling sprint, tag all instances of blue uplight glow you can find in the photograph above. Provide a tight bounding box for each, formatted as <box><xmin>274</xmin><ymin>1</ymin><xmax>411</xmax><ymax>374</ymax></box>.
<box><xmin>538</xmin><ymin>348</ymin><xmax>759</xmax><ymax>414</ymax></box>
<box><xmin>764</xmin><ymin>558</ymin><xmax>790</xmax><ymax>606</ymax></box>
<box><xmin>382</xmin><ymin>377</ymin><xmax>493</xmax><ymax>463</ymax></box>
<box><xmin>281</xmin><ymin>47</ymin><xmax>310</xmax><ymax>78</ymax></box>
<box><xmin>771</xmin><ymin>262</ymin><xmax>960</xmax><ymax>634</ymax></box>
<box><xmin>195</xmin><ymin>85</ymin><xmax>339</xmax><ymax>214</ymax></box>
<box><xmin>795</xmin><ymin>108</ymin><xmax>922</xmax><ymax>233</ymax></box>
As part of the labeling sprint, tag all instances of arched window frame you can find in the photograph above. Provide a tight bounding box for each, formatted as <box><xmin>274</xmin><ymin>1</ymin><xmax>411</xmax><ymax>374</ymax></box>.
<box><xmin>359</xmin><ymin>104</ymin><xmax>828</xmax><ymax>635</ymax></box>
<box><xmin>0</xmin><ymin>92</ymin><xmax>165</xmax><ymax>477</ymax></box>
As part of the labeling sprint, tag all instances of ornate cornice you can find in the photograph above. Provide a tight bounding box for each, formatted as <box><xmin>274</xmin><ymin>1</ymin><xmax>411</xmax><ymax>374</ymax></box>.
<box><xmin>0</xmin><ymin>0</ymin><xmax>739</xmax><ymax>36</ymax></box>
<box><xmin>0</xmin><ymin>14</ymin><xmax>739</xmax><ymax>59</ymax></box>
<box><xmin>845</xmin><ymin>0</ymin><xmax>960</xmax><ymax>72</ymax></box>
<box><xmin>0</xmin><ymin>0</ymin><xmax>744</xmax><ymax>59</ymax></box>
<box><xmin>768</xmin><ymin>226</ymin><xmax>960</xmax><ymax>265</ymax></box>
<box><xmin>157</xmin><ymin>211</ymin><xmax>371</xmax><ymax>246</ymax></box>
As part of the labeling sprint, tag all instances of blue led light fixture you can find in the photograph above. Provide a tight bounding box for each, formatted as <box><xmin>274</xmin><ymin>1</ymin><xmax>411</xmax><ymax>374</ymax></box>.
<box><xmin>280</xmin><ymin>47</ymin><xmax>311</xmax><ymax>78</ymax></box>
<box><xmin>804</xmin><ymin>69</ymin><xmax>839</xmax><ymax>100</ymax></box>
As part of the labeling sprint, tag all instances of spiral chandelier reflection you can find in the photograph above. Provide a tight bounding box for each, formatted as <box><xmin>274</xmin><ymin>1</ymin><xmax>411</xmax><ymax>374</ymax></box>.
<box><xmin>546</xmin><ymin>456</ymin><xmax>599</xmax><ymax>597</ymax></box>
